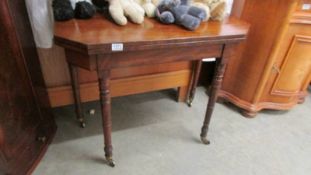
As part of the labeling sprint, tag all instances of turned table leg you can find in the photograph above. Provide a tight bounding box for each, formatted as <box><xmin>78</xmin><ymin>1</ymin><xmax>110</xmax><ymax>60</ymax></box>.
<box><xmin>187</xmin><ymin>60</ymin><xmax>203</xmax><ymax>107</ymax></box>
<box><xmin>97</xmin><ymin>69</ymin><xmax>115</xmax><ymax>167</ymax></box>
<box><xmin>200</xmin><ymin>45</ymin><xmax>231</xmax><ymax>144</ymax></box>
<box><xmin>68</xmin><ymin>64</ymin><xmax>86</xmax><ymax>128</ymax></box>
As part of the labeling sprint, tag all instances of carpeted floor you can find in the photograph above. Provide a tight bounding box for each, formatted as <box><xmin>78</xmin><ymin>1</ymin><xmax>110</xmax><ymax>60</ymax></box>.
<box><xmin>34</xmin><ymin>87</ymin><xmax>311</xmax><ymax>175</ymax></box>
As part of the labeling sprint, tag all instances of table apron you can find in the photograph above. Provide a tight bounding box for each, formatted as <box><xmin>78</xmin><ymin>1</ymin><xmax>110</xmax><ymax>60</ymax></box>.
<box><xmin>97</xmin><ymin>44</ymin><xmax>223</xmax><ymax>70</ymax></box>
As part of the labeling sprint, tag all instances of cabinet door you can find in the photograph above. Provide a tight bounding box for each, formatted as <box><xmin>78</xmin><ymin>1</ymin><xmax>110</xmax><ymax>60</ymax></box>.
<box><xmin>0</xmin><ymin>40</ymin><xmax>41</xmax><ymax>174</ymax></box>
<box><xmin>271</xmin><ymin>35</ymin><xmax>311</xmax><ymax>96</ymax></box>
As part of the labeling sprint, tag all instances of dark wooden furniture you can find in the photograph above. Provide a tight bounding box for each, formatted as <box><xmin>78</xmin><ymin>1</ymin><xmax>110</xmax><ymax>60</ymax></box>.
<box><xmin>54</xmin><ymin>14</ymin><xmax>248</xmax><ymax>167</ymax></box>
<box><xmin>218</xmin><ymin>0</ymin><xmax>311</xmax><ymax>117</ymax></box>
<box><xmin>0</xmin><ymin>0</ymin><xmax>56</xmax><ymax>174</ymax></box>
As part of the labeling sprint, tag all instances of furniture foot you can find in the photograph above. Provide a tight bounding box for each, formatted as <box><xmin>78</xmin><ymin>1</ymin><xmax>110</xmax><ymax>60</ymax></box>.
<box><xmin>200</xmin><ymin>120</ymin><xmax>211</xmax><ymax>145</ymax></box>
<box><xmin>200</xmin><ymin>136</ymin><xmax>210</xmax><ymax>145</ymax></box>
<box><xmin>106</xmin><ymin>156</ymin><xmax>115</xmax><ymax>167</ymax></box>
<box><xmin>240</xmin><ymin>109</ymin><xmax>257</xmax><ymax>118</ymax></box>
<box><xmin>79</xmin><ymin>120</ymin><xmax>86</xmax><ymax>128</ymax></box>
<box><xmin>216</xmin><ymin>97</ymin><xmax>226</xmax><ymax>104</ymax></box>
<box><xmin>187</xmin><ymin>96</ymin><xmax>194</xmax><ymax>107</ymax></box>
<box><xmin>298</xmin><ymin>97</ymin><xmax>305</xmax><ymax>104</ymax></box>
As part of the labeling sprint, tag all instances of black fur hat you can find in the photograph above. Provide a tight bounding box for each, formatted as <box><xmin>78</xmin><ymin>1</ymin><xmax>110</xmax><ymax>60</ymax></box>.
<box><xmin>92</xmin><ymin>0</ymin><xmax>109</xmax><ymax>9</ymax></box>
<box><xmin>75</xmin><ymin>1</ymin><xmax>96</xmax><ymax>19</ymax></box>
<box><xmin>53</xmin><ymin>0</ymin><xmax>74</xmax><ymax>21</ymax></box>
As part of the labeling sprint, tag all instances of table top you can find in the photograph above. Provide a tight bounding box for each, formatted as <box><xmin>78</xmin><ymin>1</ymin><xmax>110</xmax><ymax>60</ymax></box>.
<box><xmin>54</xmin><ymin>13</ymin><xmax>249</xmax><ymax>54</ymax></box>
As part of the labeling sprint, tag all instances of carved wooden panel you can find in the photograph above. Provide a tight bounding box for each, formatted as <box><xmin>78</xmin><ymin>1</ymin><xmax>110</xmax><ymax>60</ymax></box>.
<box><xmin>271</xmin><ymin>35</ymin><xmax>311</xmax><ymax>96</ymax></box>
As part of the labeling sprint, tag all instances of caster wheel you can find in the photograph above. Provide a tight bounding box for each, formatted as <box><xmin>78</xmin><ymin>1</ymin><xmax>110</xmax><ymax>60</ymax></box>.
<box><xmin>200</xmin><ymin>136</ymin><xmax>210</xmax><ymax>145</ymax></box>
<box><xmin>80</xmin><ymin>122</ymin><xmax>86</xmax><ymax>128</ymax></box>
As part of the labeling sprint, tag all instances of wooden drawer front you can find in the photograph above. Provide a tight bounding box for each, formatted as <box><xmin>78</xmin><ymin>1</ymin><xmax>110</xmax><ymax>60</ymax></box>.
<box><xmin>272</xmin><ymin>35</ymin><xmax>311</xmax><ymax>96</ymax></box>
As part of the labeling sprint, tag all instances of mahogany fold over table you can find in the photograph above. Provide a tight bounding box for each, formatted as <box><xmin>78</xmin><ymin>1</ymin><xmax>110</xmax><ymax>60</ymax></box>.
<box><xmin>54</xmin><ymin>14</ymin><xmax>249</xmax><ymax>167</ymax></box>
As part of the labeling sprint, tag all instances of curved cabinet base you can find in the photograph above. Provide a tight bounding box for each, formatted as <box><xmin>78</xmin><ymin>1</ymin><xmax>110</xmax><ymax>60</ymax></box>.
<box><xmin>218</xmin><ymin>90</ymin><xmax>307</xmax><ymax>118</ymax></box>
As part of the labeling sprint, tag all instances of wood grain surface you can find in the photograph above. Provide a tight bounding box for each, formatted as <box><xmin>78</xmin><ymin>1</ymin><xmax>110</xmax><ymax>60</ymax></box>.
<box><xmin>54</xmin><ymin>14</ymin><xmax>249</xmax><ymax>55</ymax></box>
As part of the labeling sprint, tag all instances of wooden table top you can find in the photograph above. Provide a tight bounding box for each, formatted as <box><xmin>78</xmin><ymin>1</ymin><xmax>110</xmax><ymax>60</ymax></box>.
<box><xmin>54</xmin><ymin>14</ymin><xmax>249</xmax><ymax>54</ymax></box>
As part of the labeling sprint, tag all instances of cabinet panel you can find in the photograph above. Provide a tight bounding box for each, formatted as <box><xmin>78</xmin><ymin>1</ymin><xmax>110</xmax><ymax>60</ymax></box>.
<box><xmin>0</xmin><ymin>0</ymin><xmax>56</xmax><ymax>174</ymax></box>
<box><xmin>0</xmin><ymin>4</ymin><xmax>40</xmax><ymax>169</ymax></box>
<box><xmin>271</xmin><ymin>35</ymin><xmax>311</xmax><ymax>96</ymax></box>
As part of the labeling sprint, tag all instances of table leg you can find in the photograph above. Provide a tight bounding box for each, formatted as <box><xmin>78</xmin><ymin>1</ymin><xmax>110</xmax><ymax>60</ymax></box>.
<box><xmin>97</xmin><ymin>69</ymin><xmax>115</xmax><ymax>167</ymax></box>
<box><xmin>68</xmin><ymin>64</ymin><xmax>86</xmax><ymax>128</ymax></box>
<box><xmin>187</xmin><ymin>60</ymin><xmax>203</xmax><ymax>107</ymax></box>
<box><xmin>200</xmin><ymin>45</ymin><xmax>230</xmax><ymax>145</ymax></box>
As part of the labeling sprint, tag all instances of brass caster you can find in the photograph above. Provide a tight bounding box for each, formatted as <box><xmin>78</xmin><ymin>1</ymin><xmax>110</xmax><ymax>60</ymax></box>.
<box><xmin>80</xmin><ymin>122</ymin><xmax>86</xmax><ymax>128</ymax></box>
<box><xmin>106</xmin><ymin>157</ymin><xmax>115</xmax><ymax>167</ymax></box>
<box><xmin>200</xmin><ymin>136</ymin><xmax>210</xmax><ymax>145</ymax></box>
<box><xmin>187</xmin><ymin>98</ymin><xmax>193</xmax><ymax>107</ymax></box>
<box><xmin>37</xmin><ymin>136</ymin><xmax>47</xmax><ymax>143</ymax></box>
<box><xmin>78</xmin><ymin>118</ymin><xmax>86</xmax><ymax>128</ymax></box>
<box><xmin>188</xmin><ymin>102</ymin><xmax>192</xmax><ymax>107</ymax></box>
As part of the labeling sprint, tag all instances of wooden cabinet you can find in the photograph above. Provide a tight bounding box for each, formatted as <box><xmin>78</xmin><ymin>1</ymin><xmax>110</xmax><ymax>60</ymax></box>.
<box><xmin>219</xmin><ymin>0</ymin><xmax>311</xmax><ymax>117</ymax></box>
<box><xmin>0</xmin><ymin>0</ymin><xmax>56</xmax><ymax>174</ymax></box>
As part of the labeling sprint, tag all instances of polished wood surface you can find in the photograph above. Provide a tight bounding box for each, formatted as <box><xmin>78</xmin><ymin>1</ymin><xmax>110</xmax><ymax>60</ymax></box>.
<box><xmin>218</xmin><ymin>0</ymin><xmax>309</xmax><ymax>117</ymax></box>
<box><xmin>0</xmin><ymin>0</ymin><xmax>56</xmax><ymax>174</ymax></box>
<box><xmin>231</xmin><ymin>0</ymin><xmax>246</xmax><ymax>18</ymax></box>
<box><xmin>55</xmin><ymin>14</ymin><xmax>248</xmax><ymax>166</ymax></box>
<box><xmin>54</xmin><ymin>14</ymin><xmax>248</xmax><ymax>55</ymax></box>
